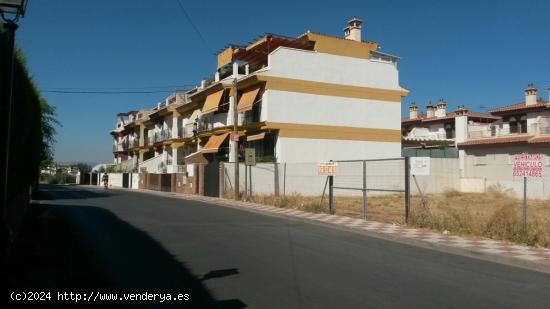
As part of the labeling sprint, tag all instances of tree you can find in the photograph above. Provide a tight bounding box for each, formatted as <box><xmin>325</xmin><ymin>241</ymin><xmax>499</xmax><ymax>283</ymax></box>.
<box><xmin>76</xmin><ymin>163</ymin><xmax>92</xmax><ymax>173</ymax></box>
<box><xmin>39</xmin><ymin>97</ymin><xmax>59</xmax><ymax>168</ymax></box>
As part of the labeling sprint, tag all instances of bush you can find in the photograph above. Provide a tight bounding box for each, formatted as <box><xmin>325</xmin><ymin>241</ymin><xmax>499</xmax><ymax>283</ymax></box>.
<box><xmin>442</xmin><ymin>188</ymin><xmax>462</xmax><ymax>198</ymax></box>
<box><xmin>39</xmin><ymin>173</ymin><xmax>76</xmax><ymax>185</ymax></box>
<box><xmin>486</xmin><ymin>183</ymin><xmax>514</xmax><ymax>199</ymax></box>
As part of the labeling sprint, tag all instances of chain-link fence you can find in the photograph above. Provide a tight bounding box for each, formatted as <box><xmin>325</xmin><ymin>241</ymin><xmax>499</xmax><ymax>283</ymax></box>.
<box><xmin>330</xmin><ymin>158</ymin><xmax>409</xmax><ymax>221</ymax></box>
<box><xmin>221</xmin><ymin>158</ymin><xmax>413</xmax><ymax>222</ymax></box>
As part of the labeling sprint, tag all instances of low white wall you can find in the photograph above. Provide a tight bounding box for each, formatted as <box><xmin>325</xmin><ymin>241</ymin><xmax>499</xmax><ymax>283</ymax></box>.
<box><xmin>463</xmin><ymin>146</ymin><xmax>550</xmax><ymax>199</ymax></box>
<box><xmin>223</xmin><ymin>159</ymin><xmax>461</xmax><ymax>197</ymax></box>
<box><xmin>411</xmin><ymin>158</ymin><xmax>460</xmax><ymax>195</ymax></box>
<box><xmin>131</xmin><ymin>173</ymin><xmax>140</xmax><ymax>189</ymax></box>
<box><xmin>223</xmin><ymin>162</ymin><xmax>327</xmax><ymax>196</ymax></box>
<box><xmin>460</xmin><ymin>178</ymin><xmax>486</xmax><ymax>193</ymax></box>
<box><xmin>108</xmin><ymin>173</ymin><xmax>123</xmax><ymax>188</ymax></box>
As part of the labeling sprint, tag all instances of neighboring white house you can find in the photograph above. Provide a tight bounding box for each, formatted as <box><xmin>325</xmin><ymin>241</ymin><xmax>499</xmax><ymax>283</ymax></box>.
<box><xmin>455</xmin><ymin>85</ymin><xmax>550</xmax><ymax>196</ymax></box>
<box><xmin>111</xmin><ymin>18</ymin><xmax>408</xmax><ymax>173</ymax></box>
<box><xmin>401</xmin><ymin>101</ymin><xmax>499</xmax><ymax>149</ymax></box>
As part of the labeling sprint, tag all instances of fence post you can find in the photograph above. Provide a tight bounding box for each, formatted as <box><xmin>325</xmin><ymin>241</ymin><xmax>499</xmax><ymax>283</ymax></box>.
<box><xmin>274</xmin><ymin>162</ymin><xmax>280</xmax><ymax>197</ymax></box>
<box><xmin>523</xmin><ymin>177</ymin><xmax>527</xmax><ymax>233</ymax></box>
<box><xmin>362</xmin><ymin>160</ymin><xmax>367</xmax><ymax>220</ymax></box>
<box><xmin>283</xmin><ymin>163</ymin><xmax>287</xmax><ymax>197</ymax></box>
<box><xmin>219</xmin><ymin>162</ymin><xmax>224</xmax><ymax>198</ymax></box>
<box><xmin>244</xmin><ymin>162</ymin><xmax>248</xmax><ymax>200</ymax></box>
<box><xmin>404</xmin><ymin>157</ymin><xmax>411</xmax><ymax>223</ymax></box>
<box><xmin>249</xmin><ymin>165</ymin><xmax>253</xmax><ymax>198</ymax></box>
<box><xmin>328</xmin><ymin>175</ymin><xmax>334</xmax><ymax>214</ymax></box>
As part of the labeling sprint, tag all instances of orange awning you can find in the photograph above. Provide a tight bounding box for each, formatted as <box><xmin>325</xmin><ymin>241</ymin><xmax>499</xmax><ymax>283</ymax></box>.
<box><xmin>246</xmin><ymin>132</ymin><xmax>265</xmax><ymax>142</ymax></box>
<box><xmin>201</xmin><ymin>133</ymin><xmax>229</xmax><ymax>154</ymax></box>
<box><xmin>237</xmin><ymin>87</ymin><xmax>261</xmax><ymax>113</ymax></box>
<box><xmin>201</xmin><ymin>89</ymin><xmax>225</xmax><ymax>114</ymax></box>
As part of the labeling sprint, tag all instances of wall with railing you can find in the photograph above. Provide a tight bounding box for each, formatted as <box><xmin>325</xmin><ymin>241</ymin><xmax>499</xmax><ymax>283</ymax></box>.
<box><xmin>138</xmin><ymin>154</ymin><xmax>165</xmax><ymax>173</ymax></box>
<box><xmin>468</xmin><ymin>123</ymin><xmax>550</xmax><ymax>139</ymax></box>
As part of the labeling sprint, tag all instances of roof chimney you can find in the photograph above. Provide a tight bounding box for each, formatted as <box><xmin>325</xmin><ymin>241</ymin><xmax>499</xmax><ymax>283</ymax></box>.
<box><xmin>343</xmin><ymin>17</ymin><xmax>362</xmax><ymax>41</ymax></box>
<box><xmin>525</xmin><ymin>84</ymin><xmax>538</xmax><ymax>106</ymax></box>
<box><xmin>409</xmin><ymin>103</ymin><xmax>418</xmax><ymax>119</ymax></box>
<box><xmin>454</xmin><ymin>105</ymin><xmax>469</xmax><ymax>116</ymax></box>
<box><xmin>435</xmin><ymin>99</ymin><xmax>446</xmax><ymax>117</ymax></box>
<box><xmin>426</xmin><ymin>103</ymin><xmax>435</xmax><ymax>118</ymax></box>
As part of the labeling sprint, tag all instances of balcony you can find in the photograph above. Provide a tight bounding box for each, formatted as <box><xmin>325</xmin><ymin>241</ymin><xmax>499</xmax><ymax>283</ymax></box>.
<box><xmin>177</xmin><ymin>125</ymin><xmax>194</xmax><ymax>139</ymax></box>
<box><xmin>198</xmin><ymin>121</ymin><xmax>214</xmax><ymax>133</ymax></box>
<box><xmin>153</xmin><ymin>129</ymin><xmax>172</xmax><ymax>144</ymax></box>
<box><xmin>181</xmin><ymin>124</ymin><xmax>197</xmax><ymax>138</ymax></box>
<box><xmin>129</xmin><ymin>139</ymin><xmax>140</xmax><ymax>149</ymax></box>
<box><xmin>468</xmin><ymin>124</ymin><xmax>550</xmax><ymax>139</ymax></box>
<box><xmin>402</xmin><ymin>128</ymin><xmax>453</xmax><ymax>141</ymax></box>
<box><xmin>113</xmin><ymin>140</ymin><xmax>129</xmax><ymax>152</ymax></box>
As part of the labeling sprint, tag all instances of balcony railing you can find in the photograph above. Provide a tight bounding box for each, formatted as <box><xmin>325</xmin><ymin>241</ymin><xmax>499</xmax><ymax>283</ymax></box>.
<box><xmin>153</xmin><ymin>129</ymin><xmax>172</xmax><ymax>144</ymax></box>
<box><xmin>403</xmin><ymin>132</ymin><xmax>452</xmax><ymax>140</ymax></box>
<box><xmin>129</xmin><ymin>139</ymin><xmax>140</xmax><ymax>149</ymax></box>
<box><xmin>113</xmin><ymin>140</ymin><xmax>129</xmax><ymax>152</ymax></box>
<box><xmin>467</xmin><ymin>124</ymin><xmax>550</xmax><ymax>139</ymax></box>
<box><xmin>198</xmin><ymin>121</ymin><xmax>214</xmax><ymax>133</ymax></box>
<box><xmin>176</xmin><ymin>125</ymin><xmax>194</xmax><ymax>138</ymax></box>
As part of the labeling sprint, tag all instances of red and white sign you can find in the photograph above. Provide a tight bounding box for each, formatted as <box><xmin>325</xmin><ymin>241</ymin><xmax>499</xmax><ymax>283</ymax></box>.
<box><xmin>318</xmin><ymin>162</ymin><xmax>337</xmax><ymax>175</ymax></box>
<box><xmin>513</xmin><ymin>153</ymin><xmax>543</xmax><ymax>177</ymax></box>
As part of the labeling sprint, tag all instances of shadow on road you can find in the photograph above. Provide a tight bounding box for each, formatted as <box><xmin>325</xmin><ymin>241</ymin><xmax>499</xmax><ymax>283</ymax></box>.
<box><xmin>37</xmin><ymin>185</ymin><xmax>117</xmax><ymax>200</ymax></box>
<box><xmin>6</xmin><ymin>199</ymin><xmax>246</xmax><ymax>308</ymax></box>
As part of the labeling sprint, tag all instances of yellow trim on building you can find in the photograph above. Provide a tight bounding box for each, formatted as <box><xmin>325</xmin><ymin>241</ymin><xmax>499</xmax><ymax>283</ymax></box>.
<box><xmin>246</xmin><ymin>36</ymin><xmax>268</xmax><ymax>51</ymax></box>
<box><xmin>217</xmin><ymin>47</ymin><xmax>235</xmax><ymax>70</ymax></box>
<box><xmin>266</xmin><ymin>122</ymin><xmax>401</xmax><ymax>143</ymax></box>
<box><xmin>171</xmin><ymin>142</ymin><xmax>185</xmax><ymax>148</ymax></box>
<box><xmin>302</xmin><ymin>32</ymin><xmax>378</xmax><ymax>60</ymax></box>
<box><xmin>255</xmin><ymin>76</ymin><xmax>407</xmax><ymax>102</ymax></box>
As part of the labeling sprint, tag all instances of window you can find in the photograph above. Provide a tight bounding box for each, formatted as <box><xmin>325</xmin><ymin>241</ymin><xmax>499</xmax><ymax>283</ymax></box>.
<box><xmin>247</xmin><ymin>133</ymin><xmax>276</xmax><ymax>162</ymax></box>
<box><xmin>445</xmin><ymin>124</ymin><xmax>455</xmax><ymax>139</ymax></box>
<box><xmin>520</xmin><ymin>116</ymin><xmax>527</xmax><ymax>133</ymax></box>
<box><xmin>509</xmin><ymin>116</ymin><xmax>517</xmax><ymax>133</ymax></box>
<box><xmin>218</xmin><ymin>89</ymin><xmax>230</xmax><ymax>113</ymax></box>
<box><xmin>243</xmin><ymin>89</ymin><xmax>263</xmax><ymax>124</ymax></box>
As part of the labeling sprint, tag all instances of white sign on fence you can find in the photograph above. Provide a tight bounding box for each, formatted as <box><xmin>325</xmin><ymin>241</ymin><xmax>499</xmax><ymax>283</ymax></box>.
<box><xmin>513</xmin><ymin>153</ymin><xmax>543</xmax><ymax>177</ymax></box>
<box><xmin>318</xmin><ymin>162</ymin><xmax>337</xmax><ymax>175</ymax></box>
<box><xmin>410</xmin><ymin>157</ymin><xmax>430</xmax><ymax>176</ymax></box>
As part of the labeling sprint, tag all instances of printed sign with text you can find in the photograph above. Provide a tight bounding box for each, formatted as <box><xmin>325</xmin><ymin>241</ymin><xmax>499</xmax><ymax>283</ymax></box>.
<box><xmin>513</xmin><ymin>153</ymin><xmax>543</xmax><ymax>177</ymax></box>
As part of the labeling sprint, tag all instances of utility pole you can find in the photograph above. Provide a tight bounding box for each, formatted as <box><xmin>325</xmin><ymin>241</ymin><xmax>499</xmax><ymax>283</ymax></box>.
<box><xmin>232</xmin><ymin>66</ymin><xmax>239</xmax><ymax>200</ymax></box>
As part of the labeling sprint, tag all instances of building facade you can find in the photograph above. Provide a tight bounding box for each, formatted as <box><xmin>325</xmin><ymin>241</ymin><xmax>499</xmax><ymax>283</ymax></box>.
<box><xmin>111</xmin><ymin>19</ymin><xmax>408</xmax><ymax>174</ymax></box>
<box><xmin>402</xmin><ymin>85</ymin><xmax>550</xmax><ymax>198</ymax></box>
<box><xmin>402</xmin><ymin>100</ymin><xmax>499</xmax><ymax>150</ymax></box>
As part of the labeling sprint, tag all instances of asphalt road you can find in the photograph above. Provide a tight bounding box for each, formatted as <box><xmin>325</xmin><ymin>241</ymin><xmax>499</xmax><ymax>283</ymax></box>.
<box><xmin>17</xmin><ymin>185</ymin><xmax>550</xmax><ymax>308</ymax></box>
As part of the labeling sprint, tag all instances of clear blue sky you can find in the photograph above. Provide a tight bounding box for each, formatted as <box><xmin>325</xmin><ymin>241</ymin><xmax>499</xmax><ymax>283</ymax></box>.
<box><xmin>15</xmin><ymin>0</ymin><xmax>550</xmax><ymax>164</ymax></box>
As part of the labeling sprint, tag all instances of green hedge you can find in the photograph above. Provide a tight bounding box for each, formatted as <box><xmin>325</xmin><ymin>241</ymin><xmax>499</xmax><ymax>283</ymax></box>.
<box><xmin>1</xmin><ymin>28</ymin><xmax>57</xmax><ymax>203</ymax></box>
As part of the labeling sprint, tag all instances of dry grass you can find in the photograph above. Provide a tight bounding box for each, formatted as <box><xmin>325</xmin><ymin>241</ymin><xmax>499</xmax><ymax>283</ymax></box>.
<box><xmin>222</xmin><ymin>186</ymin><xmax>550</xmax><ymax>248</ymax></box>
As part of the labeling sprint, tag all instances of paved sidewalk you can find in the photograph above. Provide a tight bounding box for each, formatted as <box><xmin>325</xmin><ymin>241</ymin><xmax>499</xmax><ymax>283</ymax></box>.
<box><xmin>92</xmin><ymin>186</ymin><xmax>550</xmax><ymax>272</ymax></box>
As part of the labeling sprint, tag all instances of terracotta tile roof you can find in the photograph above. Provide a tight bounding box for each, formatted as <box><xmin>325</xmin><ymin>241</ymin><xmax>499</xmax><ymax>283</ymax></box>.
<box><xmin>489</xmin><ymin>100</ymin><xmax>548</xmax><ymax>113</ymax></box>
<box><xmin>528</xmin><ymin>136</ymin><xmax>550</xmax><ymax>144</ymax></box>
<box><xmin>457</xmin><ymin>135</ymin><xmax>534</xmax><ymax>147</ymax></box>
<box><xmin>402</xmin><ymin>111</ymin><xmax>499</xmax><ymax>123</ymax></box>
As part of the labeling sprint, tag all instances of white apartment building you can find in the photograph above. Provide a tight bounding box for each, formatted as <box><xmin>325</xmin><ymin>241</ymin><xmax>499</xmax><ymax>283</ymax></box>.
<box><xmin>111</xmin><ymin>18</ymin><xmax>408</xmax><ymax>173</ymax></box>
